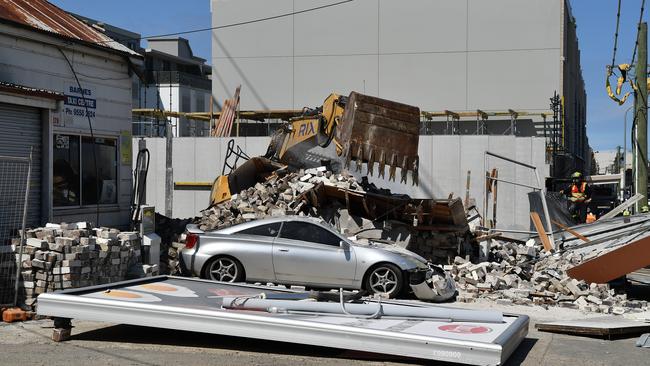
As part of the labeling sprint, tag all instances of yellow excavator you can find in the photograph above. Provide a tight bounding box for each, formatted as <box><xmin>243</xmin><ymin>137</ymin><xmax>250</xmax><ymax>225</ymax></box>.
<box><xmin>210</xmin><ymin>91</ymin><xmax>421</xmax><ymax>206</ymax></box>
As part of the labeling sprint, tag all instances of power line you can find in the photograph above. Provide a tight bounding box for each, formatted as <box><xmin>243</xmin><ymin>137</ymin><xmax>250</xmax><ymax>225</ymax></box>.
<box><xmin>98</xmin><ymin>0</ymin><xmax>354</xmax><ymax>45</ymax></box>
<box><xmin>631</xmin><ymin>0</ymin><xmax>646</xmax><ymax>66</ymax></box>
<box><xmin>612</xmin><ymin>0</ymin><xmax>622</xmax><ymax>67</ymax></box>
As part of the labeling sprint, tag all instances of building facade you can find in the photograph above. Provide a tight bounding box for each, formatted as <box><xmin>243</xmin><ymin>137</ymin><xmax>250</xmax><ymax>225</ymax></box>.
<box><xmin>0</xmin><ymin>0</ymin><xmax>142</xmax><ymax>228</ymax></box>
<box><xmin>211</xmin><ymin>0</ymin><xmax>589</xmax><ymax>176</ymax></box>
<box><xmin>137</xmin><ymin>38</ymin><xmax>212</xmax><ymax>137</ymax></box>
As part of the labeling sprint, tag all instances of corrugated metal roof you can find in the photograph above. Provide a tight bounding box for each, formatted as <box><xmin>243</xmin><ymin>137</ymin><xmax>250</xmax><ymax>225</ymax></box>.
<box><xmin>0</xmin><ymin>0</ymin><xmax>140</xmax><ymax>56</ymax></box>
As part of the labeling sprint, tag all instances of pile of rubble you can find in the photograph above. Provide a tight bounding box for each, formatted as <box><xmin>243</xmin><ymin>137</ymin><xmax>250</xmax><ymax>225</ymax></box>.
<box><xmin>450</xmin><ymin>239</ymin><xmax>648</xmax><ymax>314</ymax></box>
<box><xmin>160</xmin><ymin>167</ymin><xmax>469</xmax><ymax>273</ymax></box>
<box><xmin>11</xmin><ymin>222</ymin><xmax>156</xmax><ymax>309</ymax></box>
<box><xmin>194</xmin><ymin>167</ymin><xmax>360</xmax><ymax>231</ymax></box>
<box><xmin>161</xmin><ymin>168</ymin><xmax>366</xmax><ymax>273</ymax></box>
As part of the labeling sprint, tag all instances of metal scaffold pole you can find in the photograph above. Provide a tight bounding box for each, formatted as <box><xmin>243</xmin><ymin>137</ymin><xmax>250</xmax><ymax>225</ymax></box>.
<box><xmin>635</xmin><ymin>22</ymin><xmax>648</xmax><ymax>211</ymax></box>
<box><xmin>165</xmin><ymin>120</ymin><xmax>173</xmax><ymax>217</ymax></box>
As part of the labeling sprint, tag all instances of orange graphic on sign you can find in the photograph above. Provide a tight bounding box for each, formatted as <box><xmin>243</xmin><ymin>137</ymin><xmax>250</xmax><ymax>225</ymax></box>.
<box><xmin>103</xmin><ymin>290</ymin><xmax>142</xmax><ymax>299</ymax></box>
<box><xmin>140</xmin><ymin>283</ymin><xmax>177</xmax><ymax>292</ymax></box>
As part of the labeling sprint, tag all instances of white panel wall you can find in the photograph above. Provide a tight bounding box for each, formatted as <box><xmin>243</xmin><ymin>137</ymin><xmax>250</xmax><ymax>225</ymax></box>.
<box><xmin>137</xmin><ymin>136</ymin><xmax>549</xmax><ymax>230</ymax></box>
<box><xmin>467</xmin><ymin>0</ymin><xmax>561</xmax><ymax>50</ymax></box>
<box><xmin>294</xmin><ymin>0</ymin><xmax>379</xmax><ymax>56</ymax></box>
<box><xmin>212</xmin><ymin>0</ymin><xmax>563</xmax><ymax>112</ymax></box>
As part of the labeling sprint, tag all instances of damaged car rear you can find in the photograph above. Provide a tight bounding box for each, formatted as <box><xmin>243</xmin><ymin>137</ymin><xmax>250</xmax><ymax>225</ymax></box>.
<box><xmin>181</xmin><ymin>216</ymin><xmax>455</xmax><ymax>300</ymax></box>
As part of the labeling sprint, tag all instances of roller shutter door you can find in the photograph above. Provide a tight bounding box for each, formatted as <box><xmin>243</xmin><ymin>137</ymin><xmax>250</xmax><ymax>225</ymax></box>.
<box><xmin>0</xmin><ymin>102</ymin><xmax>42</xmax><ymax>228</ymax></box>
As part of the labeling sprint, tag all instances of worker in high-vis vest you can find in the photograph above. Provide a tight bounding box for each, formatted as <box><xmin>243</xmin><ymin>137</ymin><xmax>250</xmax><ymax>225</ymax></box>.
<box><xmin>560</xmin><ymin>171</ymin><xmax>592</xmax><ymax>223</ymax></box>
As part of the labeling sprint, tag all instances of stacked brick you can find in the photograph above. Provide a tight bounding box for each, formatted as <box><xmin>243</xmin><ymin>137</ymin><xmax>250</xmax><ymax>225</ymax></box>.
<box><xmin>12</xmin><ymin>222</ymin><xmax>147</xmax><ymax>309</ymax></box>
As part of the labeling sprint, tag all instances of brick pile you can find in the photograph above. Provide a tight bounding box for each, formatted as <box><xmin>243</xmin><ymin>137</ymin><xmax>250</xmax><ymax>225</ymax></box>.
<box><xmin>450</xmin><ymin>239</ymin><xmax>648</xmax><ymax>314</ymax></box>
<box><xmin>194</xmin><ymin>167</ymin><xmax>361</xmax><ymax>232</ymax></box>
<box><xmin>161</xmin><ymin>168</ymin><xmax>366</xmax><ymax>273</ymax></box>
<box><xmin>12</xmin><ymin>222</ymin><xmax>153</xmax><ymax>309</ymax></box>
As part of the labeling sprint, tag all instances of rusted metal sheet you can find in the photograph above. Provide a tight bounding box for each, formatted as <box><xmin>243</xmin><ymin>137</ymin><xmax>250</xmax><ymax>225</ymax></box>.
<box><xmin>309</xmin><ymin>184</ymin><xmax>468</xmax><ymax>231</ymax></box>
<box><xmin>0</xmin><ymin>0</ymin><xmax>137</xmax><ymax>55</ymax></box>
<box><xmin>567</xmin><ymin>234</ymin><xmax>650</xmax><ymax>283</ymax></box>
<box><xmin>0</xmin><ymin>81</ymin><xmax>64</xmax><ymax>100</ymax></box>
<box><xmin>336</xmin><ymin>92</ymin><xmax>420</xmax><ymax>184</ymax></box>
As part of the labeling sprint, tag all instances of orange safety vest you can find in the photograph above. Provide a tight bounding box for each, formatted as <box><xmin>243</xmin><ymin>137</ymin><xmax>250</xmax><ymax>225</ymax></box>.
<box><xmin>569</xmin><ymin>182</ymin><xmax>587</xmax><ymax>202</ymax></box>
<box><xmin>586</xmin><ymin>212</ymin><xmax>597</xmax><ymax>223</ymax></box>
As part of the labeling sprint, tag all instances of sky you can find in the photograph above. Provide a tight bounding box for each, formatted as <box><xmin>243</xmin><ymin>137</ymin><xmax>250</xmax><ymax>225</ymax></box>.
<box><xmin>49</xmin><ymin>0</ymin><xmax>212</xmax><ymax>60</ymax></box>
<box><xmin>51</xmin><ymin>0</ymin><xmax>647</xmax><ymax>152</ymax></box>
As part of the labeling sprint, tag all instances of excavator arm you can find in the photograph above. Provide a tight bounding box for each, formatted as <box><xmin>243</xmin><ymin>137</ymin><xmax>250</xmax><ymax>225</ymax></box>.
<box><xmin>268</xmin><ymin>92</ymin><xmax>420</xmax><ymax>182</ymax></box>
<box><xmin>210</xmin><ymin>91</ymin><xmax>421</xmax><ymax>206</ymax></box>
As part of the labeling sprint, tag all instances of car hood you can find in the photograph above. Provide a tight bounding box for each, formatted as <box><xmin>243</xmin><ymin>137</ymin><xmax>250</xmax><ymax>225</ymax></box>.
<box><xmin>352</xmin><ymin>241</ymin><xmax>429</xmax><ymax>268</ymax></box>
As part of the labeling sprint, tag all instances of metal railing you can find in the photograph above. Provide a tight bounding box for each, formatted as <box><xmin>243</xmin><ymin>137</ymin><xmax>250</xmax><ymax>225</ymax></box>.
<box><xmin>0</xmin><ymin>152</ymin><xmax>32</xmax><ymax>307</ymax></box>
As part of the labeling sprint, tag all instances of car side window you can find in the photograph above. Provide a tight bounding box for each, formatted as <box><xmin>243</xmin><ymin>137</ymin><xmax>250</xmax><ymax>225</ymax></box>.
<box><xmin>279</xmin><ymin>222</ymin><xmax>341</xmax><ymax>247</ymax></box>
<box><xmin>238</xmin><ymin>223</ymin><xmax>281</xmax><ymax>237</ymax></box>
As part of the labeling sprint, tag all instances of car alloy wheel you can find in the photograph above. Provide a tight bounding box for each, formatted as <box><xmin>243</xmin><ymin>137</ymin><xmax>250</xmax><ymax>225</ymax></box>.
<box><xmin>368</xmin><ymin>266</ymin><xmax>400</xmax><ymax>296</ymax></box>
<box><xmin>208</xmin><ymin>257</ymin><xmax>239</xmax><ymax>282</ymax></box>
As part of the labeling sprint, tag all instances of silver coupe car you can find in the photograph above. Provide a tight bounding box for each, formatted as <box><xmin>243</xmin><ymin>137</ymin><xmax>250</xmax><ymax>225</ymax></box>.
<box><xmin>180</xmin><ymin>216</ymin><xmax>432</xmax><ymax>298</ymax></box>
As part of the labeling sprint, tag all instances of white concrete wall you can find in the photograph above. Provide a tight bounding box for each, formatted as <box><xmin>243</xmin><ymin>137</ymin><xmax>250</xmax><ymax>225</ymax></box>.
<box><xmin>211</xmin><ymin>0</ymin><xmax>562</xmax><ymax>113</ymax></box>
<box><xmin>135</xmin><ymin>136</ymin><xmax>549</xmax><ymax>230</ymax></box>
<box><xmin>0</xmin><ymin>23</ymin><xmax>136</xmax><ymax>228</ymax></box>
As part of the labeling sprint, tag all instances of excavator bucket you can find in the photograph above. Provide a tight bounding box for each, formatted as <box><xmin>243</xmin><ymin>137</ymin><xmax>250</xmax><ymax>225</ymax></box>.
<box><xmin>210</xmin><ymin>157</ymin><xmax>285</xmax><ymax>206</ymax></box>
<box><xmin>336</xmin><ymin>92</ymin><xmax>421</xmax><ymax>185</ymax></box>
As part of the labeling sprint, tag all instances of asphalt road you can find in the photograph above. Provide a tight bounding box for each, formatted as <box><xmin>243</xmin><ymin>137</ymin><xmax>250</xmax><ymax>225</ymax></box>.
<box><xmin>1</xmin><ymin>314</ymin><xmax>648</xmax><ymax>366</ymax></box>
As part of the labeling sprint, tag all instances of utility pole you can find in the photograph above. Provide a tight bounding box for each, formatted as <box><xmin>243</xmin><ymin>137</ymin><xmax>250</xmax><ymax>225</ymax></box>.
<box><xmin>165</xmin><ymin>120</ymin><xmax>173</xmax><ymax>217</ymax></box>
<box><xmin>635</xmin><ymin>22</ymin><xmax>648</xmax><ymax>211</ymax></box>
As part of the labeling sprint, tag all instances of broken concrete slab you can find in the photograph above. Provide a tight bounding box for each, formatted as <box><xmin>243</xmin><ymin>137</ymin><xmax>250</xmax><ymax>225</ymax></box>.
<box><xmin>536</xmin><ymin>316</ymin><xmax>650</xmax><ymax>340</ymax></box>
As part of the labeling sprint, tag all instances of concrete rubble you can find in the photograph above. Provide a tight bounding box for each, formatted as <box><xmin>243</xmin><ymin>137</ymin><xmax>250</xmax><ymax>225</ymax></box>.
<box><xmin>194</xmin><ymin>167</ymin><xmax>349</xmax><ymax>231</ymax></box>
<box><xmin>452</xmin><ymin>238</ymin><xmax>648</xmax><ymax>314</ymax></box>
<box><xmin>10</xmin><ymin>222</ymin><xmax>155</xmax><ymax>310</ymax></box>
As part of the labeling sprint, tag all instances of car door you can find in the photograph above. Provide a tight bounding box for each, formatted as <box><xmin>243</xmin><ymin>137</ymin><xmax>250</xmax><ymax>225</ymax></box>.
<box><xmin>273</xmin><ymin>221</ymin><xmax>357</xmax><ymax>287</ymax></box>
<box><xmin>233</xmin><ymin>222</ymin><xmax>281</xmax><ymax>282</ymax></box>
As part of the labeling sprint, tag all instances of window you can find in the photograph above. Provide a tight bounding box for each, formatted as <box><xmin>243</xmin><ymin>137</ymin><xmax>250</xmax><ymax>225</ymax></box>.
<box><xmin>82</xmin><ymin>137</ymin><xmax>117</xmax><ymax>205</ymax></box>
<box><xmin>238</xmin><ymin>223</ymin><xmax>281</xmax><ymax>237</ymax></box>
<box><xmin>194</xmin><ymin>94</ymin><xmax>205</xmax><ymax>112</ymax></box>
<box><xmin>53</xmin><ymin>134</ymin><xmax>117</xmax><ymax>207</ymax></box>
<box><xmin>279</xmin><ymin>222</ymin><xmax>341</xmax><ymax>247</ymax></box>
<box><xmin>53</xmin><ymin>135</ymin><xmax>80</xmax><ymax>206</ymax></box>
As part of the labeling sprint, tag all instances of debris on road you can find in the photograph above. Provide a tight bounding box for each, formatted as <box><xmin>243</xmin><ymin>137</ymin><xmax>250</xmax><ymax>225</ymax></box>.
<box><xmin>535</xmin><ymin>316</ymin><xmax>650</xmax><ymax>339</ymax></box>
<box><xmin>457</xmin><ymin>215</ymin><xmax>650</xmax><ymax>314</ymax></box>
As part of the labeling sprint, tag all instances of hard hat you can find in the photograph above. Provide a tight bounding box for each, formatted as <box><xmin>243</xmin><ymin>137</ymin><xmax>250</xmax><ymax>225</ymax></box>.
<box><xmin>642</xmin><ymin>206</ymin><xmax>649</xmax><ymax>213</ymax></box>
<box><xmin>623</xmin><ymin>209</ymin><xmax>631</xmax><ymax>216</ymax></box>
<box><xmin>571</xmin><ymin>171</ymin><xmax>582</xmax><ymax>179</ymax></box>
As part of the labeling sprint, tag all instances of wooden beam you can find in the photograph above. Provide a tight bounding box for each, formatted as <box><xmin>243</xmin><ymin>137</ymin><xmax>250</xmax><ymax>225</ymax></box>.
<box><xmin>551</xmin><ymin>219</ymin><xmax>590</xmax><ymax>243</ymax></box>
<box><xmin>530</xmin><ymin>212</ymin><xmax>553</xmax><ymax>252</ymax></box>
